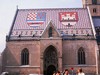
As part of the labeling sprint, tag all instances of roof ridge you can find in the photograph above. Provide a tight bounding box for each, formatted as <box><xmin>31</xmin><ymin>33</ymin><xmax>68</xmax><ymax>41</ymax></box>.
<box><xmin>18</xmin><ymin>8</ymin><xmax>86</xmax><ymax>11</ymax></box>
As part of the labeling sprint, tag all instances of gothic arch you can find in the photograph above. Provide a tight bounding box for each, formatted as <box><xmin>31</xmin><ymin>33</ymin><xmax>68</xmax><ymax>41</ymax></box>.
<box><xmin>43</xmin><ymin>43</ymin><xmax>59</xmax><ymax>55</ymax></box>
<box><xmin>21</xmin><ymin>48</ymin><xmax>29</xmax><ymax>65</ymax></box>
<box><xmin>78</xmin><ymin>47</ymin><xmax>86</xmax><ymax>64</ymax></box>
<box><xmin>43</xmin><ymin>45</ymin><xmax>58</xmax><ymax>75</ymax></box>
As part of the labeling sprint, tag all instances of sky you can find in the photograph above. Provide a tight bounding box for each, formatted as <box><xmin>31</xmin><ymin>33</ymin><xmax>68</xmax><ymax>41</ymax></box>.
<box><xmin>0</xmin><ymin>0</ymin><xmax>82</xmax><ymax>53</ymax></box>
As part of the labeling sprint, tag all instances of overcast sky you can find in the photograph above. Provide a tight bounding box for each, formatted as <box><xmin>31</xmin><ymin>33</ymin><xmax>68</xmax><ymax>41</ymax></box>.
<box><xmin>0</xmin><ymin>0</ymin><xmax>82</xmax><ymax>52</ymax></box>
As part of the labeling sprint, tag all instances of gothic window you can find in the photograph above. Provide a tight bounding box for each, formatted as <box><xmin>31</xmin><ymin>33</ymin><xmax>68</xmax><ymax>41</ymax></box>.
<box><xmin>49</xmin><ymin>27</ymin><xmax>52</xmax><ymax>37</ymax></box>
<box><xmin>78</xmin><ymin>47</ymin><xmax>86</xmax><ymax>64</ymax></box>
<box><xmin>21</xmin><ymin>48</ymin><xmax>29</xmax><ymax>65</ymax></box>
<box><xmin>92</xmin><ymin>0</ymin><xmax>97</xmax><ymax>4</ymax></box>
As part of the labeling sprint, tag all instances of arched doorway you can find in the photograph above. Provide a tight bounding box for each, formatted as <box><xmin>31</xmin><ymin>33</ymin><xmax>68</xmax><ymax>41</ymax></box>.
<box><xmin>47</xmin><ymin>65</ymin><xmax>56</xmax><ymax>75</ymax></box>
<box><xmin>43</xmin><ymin>45</ymin><xmax>58</xmax><ymax>75</ymax></box>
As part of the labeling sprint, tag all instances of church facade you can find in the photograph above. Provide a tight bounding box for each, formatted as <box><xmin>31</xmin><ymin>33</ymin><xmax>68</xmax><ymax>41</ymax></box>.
<box><xmin>2</xmin><ymin>7</ymin><xmax>99</xmax><ymax>75</ymax></box>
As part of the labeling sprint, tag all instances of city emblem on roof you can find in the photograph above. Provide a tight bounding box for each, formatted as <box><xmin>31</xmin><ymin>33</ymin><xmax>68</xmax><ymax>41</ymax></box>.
<box><xmin>26</xmin><ymin>12</ymin><xmax>46</xmax><ymax>27</ymax></box>
<box><xmin>59</xmin><ymin>12</ymin><xmax>78</xmax><ymax>26</ymax></box>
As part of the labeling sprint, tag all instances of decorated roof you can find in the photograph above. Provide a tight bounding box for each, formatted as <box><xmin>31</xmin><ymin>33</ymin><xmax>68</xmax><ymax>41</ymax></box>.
<box><xmin>8</xmin><ymin>8</ymin><xmax>95</xmax><ymax>40</ymax></box>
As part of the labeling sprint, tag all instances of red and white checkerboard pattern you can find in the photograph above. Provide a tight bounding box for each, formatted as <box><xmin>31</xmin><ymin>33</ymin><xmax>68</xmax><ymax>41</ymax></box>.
<box><xmin>27</xmin><ymin>13</ymin><xmax>37</xmax><ymax>20</ymax></box>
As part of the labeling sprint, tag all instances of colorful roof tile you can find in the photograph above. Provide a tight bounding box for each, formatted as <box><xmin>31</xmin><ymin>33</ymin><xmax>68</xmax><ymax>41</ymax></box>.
<box><xmin>8</xmin><ymin>8</ymin><xmax>95</xmax><ymax>40</ymax></box>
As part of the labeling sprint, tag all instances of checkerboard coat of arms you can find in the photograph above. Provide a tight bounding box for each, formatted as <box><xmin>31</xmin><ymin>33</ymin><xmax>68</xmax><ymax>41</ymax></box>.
<box><xmin>26</xmin><ymin>12</ymin><xmax>46</xmax><ymax>27</ymax></box>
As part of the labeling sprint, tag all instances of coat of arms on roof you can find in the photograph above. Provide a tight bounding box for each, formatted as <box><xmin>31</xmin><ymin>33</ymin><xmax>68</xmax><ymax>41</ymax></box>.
<box><xmin>26</xmin><ymin>12</ymin><xmax>46</xmax><ymax>27</ymax></box>
<box><xmin>59</xmin><ymin>12</ymin><xmax>78</xmax><ymax>26</ymax></box>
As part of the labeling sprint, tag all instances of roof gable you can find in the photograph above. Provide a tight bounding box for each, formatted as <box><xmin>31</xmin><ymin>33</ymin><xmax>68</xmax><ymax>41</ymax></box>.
<box><xmin>41</xmin><ymin>20</ymin><xmax>61</xmax><ymax>38</ymax></box>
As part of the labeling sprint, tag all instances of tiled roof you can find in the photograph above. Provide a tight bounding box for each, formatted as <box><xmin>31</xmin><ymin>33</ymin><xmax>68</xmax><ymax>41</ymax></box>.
<box><xmin>92</xmin><ymin>17</ymin><xmax>100</xmax><ymax>27</ymax></box>
<box><xmin>9</xmin><ymin>8</ymin><xmax>94</xmax><ymax>40</ymax></box>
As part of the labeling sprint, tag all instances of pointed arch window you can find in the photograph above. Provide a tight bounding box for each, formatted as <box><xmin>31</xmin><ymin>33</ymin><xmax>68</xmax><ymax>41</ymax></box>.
<box><xmin>48</xmin><ymin>27</ymin><xmax>52</xmax><ymax>37</ymax></box>
<box><xmin>21</xmin><ymin>48</ymin><xmax>29</xmax><ymax>65</ymax></box>
<box><xmin>78</xmin><ymin>47</ymin><xmax>86</xmax><ymax>64</ymax></box>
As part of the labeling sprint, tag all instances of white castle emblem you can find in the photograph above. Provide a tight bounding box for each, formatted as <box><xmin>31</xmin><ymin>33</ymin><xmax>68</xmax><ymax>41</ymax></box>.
<box><xmin>60</xmin><ymin>12</ymin><xmax>78</xmax><ymax>26</ymax></box>
<box><xmin>61</xmin><ymin>13</ymin><xmax>76</xmax><ymax>21</ymax></box>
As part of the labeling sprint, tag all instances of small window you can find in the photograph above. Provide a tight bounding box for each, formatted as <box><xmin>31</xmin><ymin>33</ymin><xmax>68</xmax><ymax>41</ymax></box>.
<box><xmin>93</xmin><ymin>8</ymin><xmax>97</xmax><ymax>13</ymax></box>
<box><xmin>21</xmin><ymin>48</ymin><xmax>29</xmax><ymax>65</ymax></box>
<box><xmin>78</xmin><ymin>47</ymin><xmax>86</xmax><ymax>64</ymax></box>
<box><xmin>48</xmin><ymin>27</ymin><xmax>52</xmax><ymax>37</ymax></box>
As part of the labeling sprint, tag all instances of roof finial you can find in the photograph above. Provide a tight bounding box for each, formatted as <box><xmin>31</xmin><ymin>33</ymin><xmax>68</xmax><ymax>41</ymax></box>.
<box><xmin>16</xmin><ymin>5</ymin><xmax>18</xmax><ymax>9</ymax></box>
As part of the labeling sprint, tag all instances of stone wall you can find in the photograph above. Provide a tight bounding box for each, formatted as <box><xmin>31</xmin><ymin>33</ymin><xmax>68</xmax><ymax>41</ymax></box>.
<box><xmin>62</xmin><ymin>40</ymin><xmax>98</xmax><ymax>74</ymax></box>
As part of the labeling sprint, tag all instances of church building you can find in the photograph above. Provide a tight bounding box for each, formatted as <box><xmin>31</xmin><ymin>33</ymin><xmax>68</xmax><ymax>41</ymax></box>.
<box><xmin>1</xmin><ymin>0</ymin><xmax>100</xmax><ymax>75</ymax></box>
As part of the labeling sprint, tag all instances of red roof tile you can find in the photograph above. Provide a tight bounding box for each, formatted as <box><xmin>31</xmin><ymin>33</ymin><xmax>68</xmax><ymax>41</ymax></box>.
<box><xmin>9</xmin><ymin>8</ymin><xmax>94</xmax><ymax>39</ymax></box>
